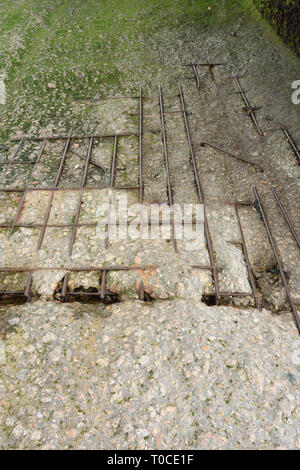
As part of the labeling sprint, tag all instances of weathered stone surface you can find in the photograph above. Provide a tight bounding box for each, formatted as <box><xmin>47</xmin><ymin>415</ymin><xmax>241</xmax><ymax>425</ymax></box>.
<box><xmin>0</xmin><ymin>340</ymin><xmax>6</xmax><ymax>365</ymax></box>
<box><xmin>0</xmin><ymin>300</ymin><xmax>300</xmax><ymax>449</ymax></box>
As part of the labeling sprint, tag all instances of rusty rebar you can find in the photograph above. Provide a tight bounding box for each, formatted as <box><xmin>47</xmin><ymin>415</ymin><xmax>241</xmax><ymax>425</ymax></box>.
<box><xmin>2</xmin><ymin>222</ymin><xmax>98</xmax><ymax>229</ymax></box>
<box><xmin>204</xmin><ymin>216</ymin><xmax>221</xmax><ymax>305</ymax></box>
<box><xmin>110</xmin><ymin>135</ymin><xmax>118</xmax><ymax>188</ymax></box>
<box><xmin>0</xmin><ymin>160</ymin><xmax>35</xmax><ymax>165</ymax></box>
<box><xmin>200</xmin><ymin>142</ymin><xmax>264</xmax><ymax>171</ymax></box>
<box><xmin>69</xmin><ymin>148</ymin><xmax>106</xmax><ymax>172</ymax></box>
<box><xmin>139</xmin><ymin>85</ymin><xmax>144</xmax><ymax>204</ymax></box>
<box><xmin>100</xmin><ymin>270</ymin><xmax>107</xmax><ymax>299</ymax></box>
<box><xmin>158</xmin><ymin>86</ymin><xmax>177</xmax><ymax>252</ymax></box>
<box><xmin>138</xmin><ymin>280</ymin><xmax>145</xmax><ymax>301</ymax></box>
<box><xmin>191</xmin><ymin>60</ymin><xmax>201</xmax><ymax>89</ymax></box>
<box><xmin>80</xmin><ymin>137</ymin><xmax>94</xmax><ymax>188</ymax></box>
<box><xmin>61</xmin><ymin>273</ymin><xmax>69</xmax><ymax>299</ymax></box>
<box><xmin>33</xmin><ymin>138</ymin><xmax>47</xmax><ymax>172</ymax></box>
<box><xmin>54</xmin><ymin>128</ymin><xmax>72</xmax><ymax>187</ymax></box>
<box><xmin>69</xmin><ymin>137</ymin><xmax>94</xmax><ymax>256</ymax></box>
<box><xmin>178</xmin><ymin>83</ymin><xmax>204</xmax><ymax>203</ymax></box>
<box><xmin>191</xmin><ymin>265</ymin><xmax>213</xmax><ymax>270</ymax></box>
<box><xmin>219</xmin><ymin>292</ymin><xmax>254</xmax><ymax>297</ymax></box>
<box><xmin>183</xmin><ymin>61</ymin><xmax>224</xmax><ymax>67</ymax></box>
<box><xmin>187</xmin><ymin>58</ymin><xmax>224</xmax><ymax>80</ymax></box>
<box><xmin>1</xmin><ymin>220</ymin><xmax>199</xmax><ymax>230</ymax></box>
<box><xmin>0</xmin><ymin>265</ymin><xmax>157</xmax><ymax>272</ymax></box>
<box><xmin>0</xmin><ymin>185</ymin><xmax>139</xmax><ymax>192</ymax></box>
<box><xmin>253</xmin><ymin>187</ymin><xmax>300</xmax><ymax>333</ymax></box>
<box><xmin>24</xmin><ymin>272</ymin><xmax>33</xmax><ymax>298</ymax></box>
<box><xmin>11</xmin><ymin>132</ymin><xmax>138</xmax><ymax>142</ymax></box>
<box><xmin>282</xmin><ymin>127</ymin><xmax>300</xmax><ymax>164</ymax></box>
<box><xmin>69</xmin><ymin>193</ymin><xmax>83</xmax><ymax>257</ymax></box>
<box><xmin>8</xmin><ymin>190</ymin><xmax>27</xmax><ymax>238</ymax></box>
<box><xmin>100</xmin><ymin>136</ymin><xmax>119</xmax><ymax>297</ymax></box>
<box><xmin>37</xmin><ymin>190</ymin><xmax>55</xmax><ymax>250</ymax></box>
<box><xmin>234</xmin><ymin>203</ymin><xmax>261</xmax><ymax>310</ymax></box>
<box><xmin>232</xmin><ymin>73</ymin><xmax>263</xmax><ymax>136</ymax></box>
<box><xmin>178</xmin><ymin>83</ymin><xmax>220</xmax><ymax>303</ymax></box>
<box><xmin>271</xmin><ymin>186</ymin><xmax>300</xmax><ymax>249</ymax></box>
<box><xmin>8</xmin><ymin>138</ymin><xmax>24</xmax><ymax>167</ymax></box>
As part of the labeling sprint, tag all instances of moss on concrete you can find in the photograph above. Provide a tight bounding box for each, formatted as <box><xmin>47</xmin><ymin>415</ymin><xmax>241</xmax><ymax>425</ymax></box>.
<box><xmin>0</xmin><ymin>0</ymin><xmax>259</xmax><ymax>139</ymax></box>
<box><xmin>253</xmin><ymin>0</ymin><xmax>300</xmax><ymax>55</ymax></box>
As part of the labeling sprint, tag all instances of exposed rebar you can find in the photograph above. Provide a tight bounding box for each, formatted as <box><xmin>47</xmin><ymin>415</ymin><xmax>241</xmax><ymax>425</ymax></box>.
<box><xmin>253</xmin><ymin>187</ymin><xmax>300</xmax><ymax>333</ymax></box>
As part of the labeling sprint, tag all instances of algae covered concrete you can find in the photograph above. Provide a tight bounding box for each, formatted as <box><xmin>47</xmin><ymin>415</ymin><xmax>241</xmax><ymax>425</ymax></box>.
<box><xmin>0</xmin><ymin>0</ymin><xmax>287</xmax><ymax>140</ymax></box>
<box><xmin>253</xmin><ymin>0</ymin><xmax>300</xmax><ymax>56</ymax></box>
<box><xmin>0</xmin><ymin>0</ymin><xmax>300</xmax><ymax>450</ymax></box>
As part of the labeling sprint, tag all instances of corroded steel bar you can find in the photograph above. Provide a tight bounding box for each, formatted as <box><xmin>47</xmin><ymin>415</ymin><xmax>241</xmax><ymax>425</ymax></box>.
<box><xmin>232</xmin><ymin>73</ymin><xmax>250</xmax><ymax>106</ymax></box>
<box><xmin>37</xmin><ymin>190</ymin><xmax>55</xmax><ymax>250</ymax></box>
<box><xmin>79</xmin><ymin>95</ymin><xmax>152</xmax><ymax>103</ymax></box>
<box><xmin>0</xmin><ymin>265</ymin><xmax>157</xmax><ymax>272</ymax></box>
<box><xmin>204</xmin><ymin>215</ymin><xmax>221</xmax><ymax>305</ymax></box>
<box><xmin>200</xmin><ymin>142</ymin><xmax>264</xmax><ymax>171</ymax></box>
<box><xmin>178</xmin><ymin>83</ymin><xmax>220</xmax><ymax>303</ymax></box>
<box><xmin>219</xmin><ymin>292</ymin><xmax>254</xmax><ymax>297</ymax></box>
<box><xmin>103</xmin><ymin>198</ymin><xmax>112</xmax><ymax>301</ymax></box>
<box><xmin>271</xmin><ymin>186</ymin><xmax>300</xmax><ymax>249</ymax></box>
<box><xmin>191</xmin><ymin>265</ymin><xmax>214</xmax><ymax>270</ymax></box>
<box><xmin>138</xmin><ymin>280</ymin><xmax>145</xmax><ymax>301</ymax></box>
<box><xmin>1</xmin><ymin>220</ymin><xmax>199</xmax><ymax>230</ymax></box>
<box><xmin>81</xmin><ymin>137</ymin><xmax>94</xmax><ymax>188</ymax></box>
<box><xmin>100</xmin><ymin>270</ymin><xmax>107</xmax><ymax>299</ymax></box>
<box><xmin>70</xmin><ymin>148</ymin><xmax>105</xmax><ymax>172</ymax></box>
<box><xmin>139</xmin><ymin>85</ymin><xmax>144</xmax><ymax>204</ymax></box>
<box><xmin>227</xmin><ymin>240</ymin><xmax>243</xmax><ymax>246</ymax></box>
<box><xmin>8</xmin><ymin>138</ymin><xmax>24</xmax><ymax>167</ymax></box>
<box><xmin>110</xmin><ymin>135</ymin><xmax>118</xmax><ymax>188</ymax></box>
<box><xmin>183</xmin><ymin>62</ymin><xmax>224</xmax><ymax>67</ymax></box>
<box><xmin>178</xmin><ymin>83</ymin><xmax>204</xmax><ymax>203</ymax></box>
<box><xmin>0</xmin><ymin>161</ymin><xmax>35</xmax><ymax>165</ymax></box>
<box><xmin>8</xmin><ymin>190</ymin><xmax>27</xmax><ymax>238</ymax></box>
<box><xmin>54</xmin><ymin>128</ymin><xmax>72</xmax><ymax>187</ymax></box>
<box><xmin>102</xmin><ymin>134</ymin><xmax>119</xmax><ymax>297</ymax></box>
<box><xmin>191</xmin><ymin>60</ymin><xmax>201</xmax><ymax>89</ymax></box>
<box><xmin>69</xmin><ymin>137</ymin><xmax>94</xmax><ymax>256</ymax></box>
<box><xmin>234</xmin><ymin>203</ymin><xmax>261</xmax><ymax>310</ymax></box>
<box><xmin>24</xmin><ymin>272</ymin><xmax>33</xmax><ymax>297</ymax></box>
<box><xmin>2</xmin><ymin>222</ymin><xmax>98</xmax><ymax>229</ymax></box>
<box><xmin>128</xmin><ymin>111</ymin><xmax>181</xmax><ymax>116</ymax></box>
<box><xmin>0</xmin><ymin>291</ymin><xmax>25</xmax><ymax>296</ymax></box>
<box><xmin>232</xmin><ymin>73</ymin><xmax>263</xmax><ymax>136</ymax></box>
<box><xmin>158</xmin><ymin>86</ymin><xmax>177</xmax><ymax>252</ymax></box>
<box><xmin>282</xmin><ymin>127</ymin><xmax>300</xmax><ymax>163</ymax></box>
<box><xmin>0</xmin><ymin>185</ymin><xmax>139</xmax><ymax>192</ymax></box>
<box><xmin>69</xmin><ymin>193</ymin><xmax>83</xmax><ymax>257</ymax></box>
<box><xmin>67</xmin><ymin>291</ymin><xmax>102</xmax><ymax>297</ymax></box>
<box><xmin>33</xmin><ymin>138</ymin><xmax>47</xmax><ymax>172</ymax></box>
<box><xmin>61</xmin><ymin>273</ymin><xmax>69</xmax><ymax>299</ymax></box>
<box><xmin>157</xmin><ymin>86</ymin><xmax>173</xmax><ymax>205</ymax></box>
<box><xmin>188</xmin><ymin>58</ymin><xmax>224</xmax><ymax>80</ymax></box>
<box><xmin>11</xmin><ymin>132</ymin><xmax>138</xmax><ymax>142</ymax></box>
<box><xmin>253</xmin><ymin>187</ymin><xmax>300</xmax><ymax>333</ymax></box>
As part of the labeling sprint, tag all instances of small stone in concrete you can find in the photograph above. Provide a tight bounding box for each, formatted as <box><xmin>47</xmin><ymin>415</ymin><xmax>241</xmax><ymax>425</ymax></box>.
<box><xmin>8</xmin><ymin>317</ymin><xmax>20</xmax><ymax>326</ymax></box>
<box><xmin>0</xmin><ymin>340</ymin><xmax>6</xmax><ymax>365</ymax></box>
